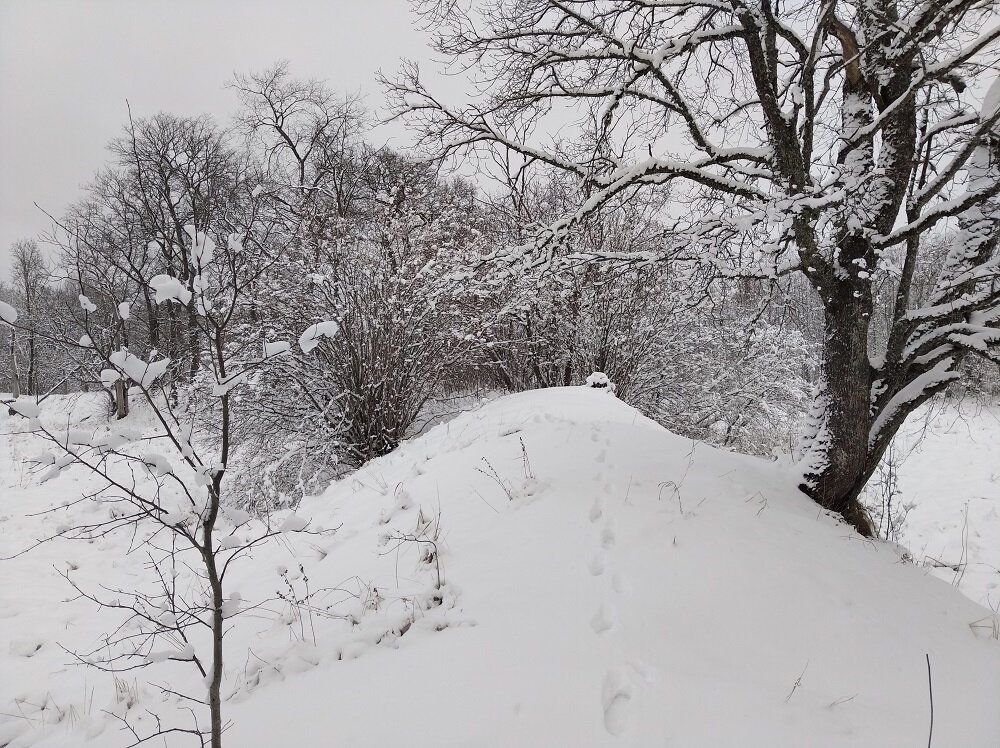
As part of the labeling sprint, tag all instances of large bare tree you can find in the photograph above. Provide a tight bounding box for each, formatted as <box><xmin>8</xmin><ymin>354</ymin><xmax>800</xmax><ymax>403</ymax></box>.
<box><xmin>386</xmin><ymin>0</ymin><xmax>1000</xmax><ymax>534</ymax></box>
<box><xmin>10</xmin><ymin>239</ymin><xmax>48</xmax><ymax>395</ymax></box>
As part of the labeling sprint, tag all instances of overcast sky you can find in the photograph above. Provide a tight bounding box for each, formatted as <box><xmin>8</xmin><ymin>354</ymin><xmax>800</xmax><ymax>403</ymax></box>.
<box><xmin>0</xmin><ymin>0</ymin><xmax>441</xmax><ymax>281</ymax></box>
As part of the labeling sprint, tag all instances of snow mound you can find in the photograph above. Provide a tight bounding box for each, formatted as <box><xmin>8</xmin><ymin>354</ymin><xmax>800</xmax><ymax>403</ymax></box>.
<box><xmin>1</xmin><ymin>388</ymin><xmax>998</xmax><ymax>747</ymax></box>
<box><xmin>228</xmin><ymin>388</ymin><xmax>1000</xmax><ymax>746</ymax></box>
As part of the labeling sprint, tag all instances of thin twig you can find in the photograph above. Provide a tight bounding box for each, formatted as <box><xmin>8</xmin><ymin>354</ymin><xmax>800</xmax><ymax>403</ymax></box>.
<box><xmin>926</xmin><ymin>653</ymin><xmax>934</xmax><ymax>748</ymax></box>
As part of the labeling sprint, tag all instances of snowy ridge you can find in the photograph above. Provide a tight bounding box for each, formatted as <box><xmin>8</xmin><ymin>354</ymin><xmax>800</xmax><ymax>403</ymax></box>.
<box><xmin>1</xmin><ymin>388</ymin><xmax>999</xmax><ymax>746</ymax></box>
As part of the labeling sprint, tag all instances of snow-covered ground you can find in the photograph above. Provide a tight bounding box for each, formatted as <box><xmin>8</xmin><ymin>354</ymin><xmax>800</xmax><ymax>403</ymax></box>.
<box><xmin>1</xmin><ymin>388</ymin><xmax>999</xmax><ymax>746</ymax></box>
<box><xmin>889</xmin><ymin>402</ymin><xmax>1000</xmax><ymax>614</ymax></box>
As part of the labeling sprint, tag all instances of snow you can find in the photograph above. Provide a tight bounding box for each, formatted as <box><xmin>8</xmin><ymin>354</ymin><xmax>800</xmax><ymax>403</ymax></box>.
<box><xmin>212</xmin><ymin>371</ymin><xmax>247</xmax><ymax>396</ymax></box>
<box><xmin>868</xmin><ymin>357</ymin><xmax>960</xmax><ymax>445</ymax></box>
<box><xmin>585</xmin><ymin>371</ymin><xmax>615</xmax><ymax>391</ymax></box>
<box><xmin>108</xmin><ymin>349</ymin><xmax>171</xmax><ymax>388</ymax></box>
<box><xmin>221</xmin><ymin>592</ymin><xmax>243</xmax><ymax>619</ymax></box>
<box><xmin>298</xmin><ymin>320</ymin><xmax>340</xmax><ymax>354</ymax></box>
<box><xmin>0</xmin><ymin>299</ymin><xmax>17</xmax><ymax>324</ymax></box>
<box><xmin>146</xmin><ymin>643</ymin><xmax>196</xmax><ymax>664</ymax></box>
<box><xmin>78</xmin><ymin>294</ymin><xmax>97</xmax><ymax>313</ymax></box>
<box><xmin>149</xmin><ymin>274</ymin><xmax>193</xmax><ymax>305</ymax></box>
<box><xmin>278</xmin><ymin>513</ymin><xmax>310</xmax><ymax>532</ymax></box>
<box><xmin>7</xmin><ymin>398</ymin><xmax>40</xmax><ymax>419</ymax></box>
<box><xmin>228</xmin><ymin>233</ymin><xmax>245</xmax><ymax>254</ymax></box>
<box><xmin>117</xmin><ymin>301</ymin><xmax>131</xmax><ymax>320</ymax></box>
<box><xmin>982</xmin><ymin>76</ymin><xmax>1000</xmax><ymax>126</ymax></box>
<box><xmin>139</xmin><ymin>451</ymin><xmax>173</xmax><ymax>477</ymax></box>
<box><xmin>886</xmin><ymin>402</ymin><xmax>1000</xmax><ymax>612</ymax></box>
<box><xmin>1</xmin><ymin>389</ymin><xmax>999</xmax><ymax>747</ymax></box>
<box><xmin>185</xmin><ymin>225</ymin><xmax>216</xmax><ymax>267</ymax></box>
<box><xmin>263</xmin><ymin>340</ymin><xmax>291</xmax><ymax>358</ymax></box>
<box><xmin>100</xmin><ymin>368</ymin><xmax>121</xmax><ymax>388</ymax></box>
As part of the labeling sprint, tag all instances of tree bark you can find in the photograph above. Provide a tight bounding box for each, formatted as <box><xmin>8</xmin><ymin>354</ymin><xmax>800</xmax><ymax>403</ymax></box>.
<box><xmin>114</xmin><ymin>378</ymin><xmax>128</xmax><ymax>420</ymax></box>
<box><xmin>801</xmin><ymin>272</ymin><xmax>876</xmax><ymax>536</ymax></box>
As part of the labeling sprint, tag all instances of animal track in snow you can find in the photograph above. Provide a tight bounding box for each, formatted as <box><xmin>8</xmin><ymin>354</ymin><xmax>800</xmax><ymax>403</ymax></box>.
<box><xmin>590</xmin><ymin>602</ymin><xmax>616</xmax><ymax>634</ymax></box>
<box><xmin>589</xmin><ymin>497</ymin><xmax>604</xmax><ymax>523</ymax></box>
<box><xmin>601</xmin><ymin>668</ymin><xmax>635</xmax><ymax>736</ymax></box>
<box><xmin>601</xmin><ymin>521</ymin><xmax>616</xmax><ymax>549</ymax></box>
<box><xmin>627</xmin><ymin>659</ymin><xmax>655</xmax><ymax>684</ymax></box>
<box><xmin>612</xmin><ymin>572</ymin><xmax>631</xmax><ymax>596</ymax></box>
<box><xmin>588</xmin><ymin>551</ymin><xmax>606</xmax><ymax>576</ymax></box>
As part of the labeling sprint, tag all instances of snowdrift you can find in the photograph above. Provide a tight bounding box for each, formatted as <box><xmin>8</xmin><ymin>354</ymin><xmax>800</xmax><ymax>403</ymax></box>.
<box><xmin>1</xmin><ymin>388</ymin><xmax>999</xmax><ymax>747</ymax></box>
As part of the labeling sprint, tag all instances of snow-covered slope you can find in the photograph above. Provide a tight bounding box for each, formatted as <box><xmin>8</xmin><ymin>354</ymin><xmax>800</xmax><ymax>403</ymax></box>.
<box><xmin>889</xmin><ymin>403</ymin><xmax>1000</xmax><ymax>611</ymax></box>
<box><xmin>1</xmin><ymin>389</ymin><xmax>999</xmax><ymax>747</ymax></box>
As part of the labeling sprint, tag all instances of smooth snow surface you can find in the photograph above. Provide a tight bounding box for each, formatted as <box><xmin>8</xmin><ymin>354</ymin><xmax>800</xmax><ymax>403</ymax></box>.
<box><xmin>892</xmin><ymin>403</ymin><xmax>1000</xmax><ymax>612</ymax></box>
<box><xmin>1</xmin><ymin>388</ymin><xmax>999</xmax><ymax>747</ymax></box>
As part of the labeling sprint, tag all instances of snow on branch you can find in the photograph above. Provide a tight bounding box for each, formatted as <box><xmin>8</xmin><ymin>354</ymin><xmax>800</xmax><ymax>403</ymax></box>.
<box><xmin>149</xmin><ymin>274</ymin><xmax>193</xmax><ymax>305</ymax></box>
<box><xmin>0</xmin><ymin>299</ymin><xmax>16</xmax><ymax>324</ymax></box>
<box><xmin>108</xmin><ymin>349</ymin><xmax>171</xmax><ymax>388</ymax></box>
<box><xmin>869</xmin><ymin>358</ymin><xmax>960</xmax><ymax>447</ymax></box>
<box><xmin>298</xmin><ymin>321</ymin><xmax>340</xmax><ymax>354</ymax></box>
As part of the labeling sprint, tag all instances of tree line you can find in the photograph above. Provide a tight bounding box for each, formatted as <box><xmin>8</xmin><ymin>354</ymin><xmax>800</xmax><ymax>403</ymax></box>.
<box><xmin>2</xmin><ymin>62</ymin><xmax>826</xmax><ymax>507</ymax></box>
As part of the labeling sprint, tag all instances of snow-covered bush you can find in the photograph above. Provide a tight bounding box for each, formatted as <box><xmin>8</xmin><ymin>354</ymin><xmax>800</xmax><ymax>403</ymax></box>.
<box><xmin>451</xmin><ymin>165</ymin><xmax>815</xmax><ymax>458</ymax></box>
<box><xmin>225</xmin><ymin>102</ymin><xmax>483</xmax><ymax>501</ymax></box>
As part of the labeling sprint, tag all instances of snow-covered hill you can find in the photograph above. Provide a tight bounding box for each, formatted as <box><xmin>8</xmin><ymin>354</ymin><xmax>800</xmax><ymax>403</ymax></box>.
<box><xmin>889</xmin><ymin>403</ymin><xmax>1000</xmax><ymax>612</ymax></box>
<box><xmin>1</xmin><ymin>388</ymin><xmax>999</xmax><ymax>747</ymax></box>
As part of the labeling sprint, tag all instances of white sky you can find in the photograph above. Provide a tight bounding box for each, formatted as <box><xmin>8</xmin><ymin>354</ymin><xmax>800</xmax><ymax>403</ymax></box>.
<box><xmin>0</xmin><ymin>0</ymin><xmax>440</xmax><ymax>281</ymax></box>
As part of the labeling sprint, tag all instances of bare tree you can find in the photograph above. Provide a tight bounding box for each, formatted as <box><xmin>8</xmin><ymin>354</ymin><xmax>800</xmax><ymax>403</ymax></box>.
<box><xmin>1</xmin><ymin>282</ymin><xmax>19</xmax><ymax>399</ymax></box>
<box><xmin>111</xmin><ymin>112</ymin><xmax>247</xmax><ymax>379</ymax></box>
<box><xmin>9</xmin><ymin>240</ymin><xmax>48</xmax><ymax>395</ymax></box>
<box><xmin>387</xmin><ymin>0</ymin><xmax>1000</xmax><ymax>534</ymax></box>
<box><xmin>3</xmin><ymin>215</ymin><xmax>329</xmax><ymax>746</ymax></box>
<box><xmin>230</xmin><ymin>62</ymin><xmax>374</xmax><ymax>243</ymax></box>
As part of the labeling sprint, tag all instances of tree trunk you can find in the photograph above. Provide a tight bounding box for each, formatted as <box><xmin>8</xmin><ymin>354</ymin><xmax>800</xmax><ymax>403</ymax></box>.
<box><xmin>801</xmin><ymin>277</ymin><xmax>876</xmax><ymax>537</ymax></box>
<box><xmin>204</xmin><ymin>535</ymin><xmax>224</xmax><ymax>748</ymax></box>
<box><xmin>8</xmin><ymin>329</ymin><xmax>20</xmax><ymax>400</ymax></box>
<box><xmin>114</xmin><ymin>379</ymin><xmax>129</xmax><ymax>420</ymax></box>
<box><xmin>26</xmin><ymin>333</ymin><xmax>35</xmax><ymax>395</ymax></box>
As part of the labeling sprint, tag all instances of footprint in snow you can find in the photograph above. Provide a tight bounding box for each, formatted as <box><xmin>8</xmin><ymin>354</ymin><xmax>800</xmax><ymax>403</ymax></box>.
<box><xmin>590</xmin><ymin>497</ymin><xmax>604</xmax><ymax>523</ymax></box>
<box><xmin>590</xmin><ymin>602</ymin><xmax>616</xmax><ymax>635</ymax></box>
<box><xmin>601</xmin><ymin>668</ymin><xmax>635</xmax><ymax>736</ymax></box>
<box><xmin>588</xmin><ymin>551</ymin><xmax>606</xmax><ymax>576</ymax></box>
<box><xmin>601</xmin><ymin>521</ymin><xmax>616</xmax><ymax>549</ymax></box>
<box><xmin>9</xmin><ymin>639</ymin><xmax>43</xmax><ymax>657</ymax></box>
<box><xmin>612</xmin><ymin>572</ymin><xmax>631</xmax><ymax>596</ymax></box>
